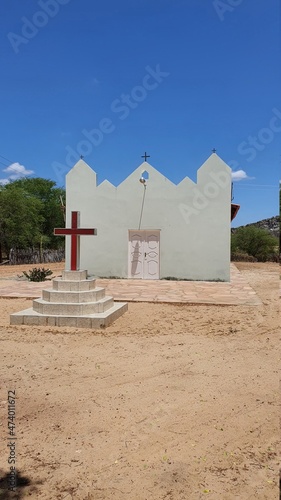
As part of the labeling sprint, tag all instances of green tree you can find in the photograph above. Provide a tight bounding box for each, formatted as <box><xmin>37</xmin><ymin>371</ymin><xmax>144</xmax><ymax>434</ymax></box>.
<box><xmin>0</xmin><ymin>178</ymin><xmax>65</xmax><ymax>262</ymax></box>
<box><xmin>231</xmin><ymin>226</ymin><xmax>278</xmax><ymax>262</ymax></box>
<box><xmin>4</xmin><ymin>177</ymin><xmax>65</xmax><ymax>249</ymax></box>
<box><xmin>0</xmin><ymin>185</ymin><xmax>43</xmax><ymax>262</ymax></box>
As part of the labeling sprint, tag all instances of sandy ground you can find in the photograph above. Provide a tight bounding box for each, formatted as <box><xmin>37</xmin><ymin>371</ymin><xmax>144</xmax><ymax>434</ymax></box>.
<box><xmin>0</xmin><ymin>262</ymin><xmax>279</xmax><ymax>499</ymax></box>
<box><xmin>0</xmin><ymin>262</ymin><xmax>63</xmax><ymax>280</ymax></box>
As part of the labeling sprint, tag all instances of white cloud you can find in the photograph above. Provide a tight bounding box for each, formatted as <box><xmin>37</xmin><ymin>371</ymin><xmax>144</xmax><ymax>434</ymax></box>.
<box><xmin>0</xmin><ymin>178</ymin><xmax>10</xmax><ymax>186</ymax></box>
<box><xmin>231</xmin><ymin>169</ymin><xmax>251</xmax><ymax>181</ymax></box>
<box><xmin>0</xmin><ymin>162</ymin><xmax>34</xmax><ymax>184</ymax></box>
<box><xmin>4</xmin><ymin>163</ymin><xmax>34</xmax><ymax>178</ymax></box>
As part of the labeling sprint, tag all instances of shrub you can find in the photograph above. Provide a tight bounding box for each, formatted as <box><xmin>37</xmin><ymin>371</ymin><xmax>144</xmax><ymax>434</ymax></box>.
<box><xmin>231</xmin><ymin>226</ymin><xmax>278</xmax><ymax>262</ymax></box>
<box><xmin>22</xmin><ymin>267</ymin><xmax>53</xmax><ymax>282</ymax></box>
<box><xmin>231</xmin><ymin>251</ymin><xmax>257</xmax><ymax>262</ymax></box>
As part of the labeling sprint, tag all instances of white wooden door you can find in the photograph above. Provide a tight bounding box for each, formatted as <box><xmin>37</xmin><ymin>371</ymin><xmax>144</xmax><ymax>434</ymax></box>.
<box><xmin>128</xmin><ymin>231</ymin><xmax>144</xmax><ymax>278</ymax></box>
<box><xmin>128</xmin><ymin>230</ymin><xmax>160</xmax><ymax>279</ymax></box>
<box><xmin>143</xmin><ymin>231</ymin><xmax>160</xmax><ymax>279</ymax></box>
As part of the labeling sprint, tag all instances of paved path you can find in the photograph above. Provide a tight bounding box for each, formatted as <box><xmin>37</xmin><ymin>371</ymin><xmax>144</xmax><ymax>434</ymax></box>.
<box><xmin>0</xmin><ymin>264</ymin><xmax>262</xmax><ymax>306</ymax></box>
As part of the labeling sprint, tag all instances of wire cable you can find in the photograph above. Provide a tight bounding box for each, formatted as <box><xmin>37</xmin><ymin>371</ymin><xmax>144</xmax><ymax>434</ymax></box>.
<box><xmin>0</xmin><ymin>154</ymin><xmax>13</xmax><ymax>165</ymax></box>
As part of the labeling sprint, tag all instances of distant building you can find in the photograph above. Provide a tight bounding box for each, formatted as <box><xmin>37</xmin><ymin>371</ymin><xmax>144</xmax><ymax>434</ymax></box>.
<box><xmin>65</xmin><ymin>153</ymin><xmax>232</xmax><ymax>281</ymax></box>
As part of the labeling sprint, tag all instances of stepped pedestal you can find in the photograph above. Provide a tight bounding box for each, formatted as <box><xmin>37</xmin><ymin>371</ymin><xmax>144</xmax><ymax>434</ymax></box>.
<box><xmin>10</xmin><ymin>270</ymin><xmax>127</xmax><ymax>328</ymax></box>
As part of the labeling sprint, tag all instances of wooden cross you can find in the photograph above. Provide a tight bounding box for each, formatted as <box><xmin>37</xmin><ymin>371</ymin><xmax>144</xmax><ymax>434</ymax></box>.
<box><xmin>54</xmin><ymin>211</ymin><xmax>97</xmax><ymax>271</ymax></box>
<box><xmin>141</xmin><ymin>152</ymin><xmax>150</xmax><ymax>162</ymax></box>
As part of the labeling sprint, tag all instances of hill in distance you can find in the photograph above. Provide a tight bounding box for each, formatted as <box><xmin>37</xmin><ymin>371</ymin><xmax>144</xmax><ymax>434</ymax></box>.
<box><xmin>232</xmin><ymin>216</ymin><xmax>279</xmax><ymax>239</ymax></box>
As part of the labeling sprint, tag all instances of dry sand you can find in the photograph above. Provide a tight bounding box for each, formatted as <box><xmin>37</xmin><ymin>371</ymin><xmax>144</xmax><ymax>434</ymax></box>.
<box><xmin>0</xmin><ymin>262</ymin><xmax>279</xmax><ymax>499</ymax></box>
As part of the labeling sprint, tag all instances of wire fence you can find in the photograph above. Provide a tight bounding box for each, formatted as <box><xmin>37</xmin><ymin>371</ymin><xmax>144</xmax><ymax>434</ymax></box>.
<box><xmin>9</xmin><ymin>248</ymin><xmax>65</xmax><ymax>265</ymax></box>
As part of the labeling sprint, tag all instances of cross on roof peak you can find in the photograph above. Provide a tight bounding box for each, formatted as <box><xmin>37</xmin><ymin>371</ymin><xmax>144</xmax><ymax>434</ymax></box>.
<box><xmin>141</xmin><ymin>152</ymin><xmax>150</xmax><ymax>162</ymax></box>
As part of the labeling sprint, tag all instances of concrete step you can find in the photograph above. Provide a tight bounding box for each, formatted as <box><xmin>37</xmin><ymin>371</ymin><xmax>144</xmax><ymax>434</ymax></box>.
<box><xmin>42</xmin><ymin>287</ymin><xmax>105</xmax><ymax>303</ymax></box>
<box><xmin>33</xmin><ymin>296</ymin><xmax>114</xmax><ymax>315</ymax></box>
<box><xmin>62</xmin><ymin>270</ymin><xmax>87</xmax><ymax>281</ymax></box>
<box><xmin>52</xmin><ymin>277</ymin><xmax>96</xmax><ymax>292</ymax></box>
<box><xmin>10</xmin><ymin>302</ymin><xmax>128</xmax><ymax>328</ymax></box>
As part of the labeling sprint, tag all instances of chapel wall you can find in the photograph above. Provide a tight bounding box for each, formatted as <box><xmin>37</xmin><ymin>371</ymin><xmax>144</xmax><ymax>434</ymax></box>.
<box><xmin>65</xmin><ymin>154</ymin><xmax>231</xmax><ymax>281</ymax></box>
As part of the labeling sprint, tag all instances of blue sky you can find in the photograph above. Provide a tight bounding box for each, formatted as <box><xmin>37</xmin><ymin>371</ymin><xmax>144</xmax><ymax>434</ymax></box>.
<box><xmin>0</xmin><ymin>0</ymin><xmax>280</xmax><ymax>226</ymax></box>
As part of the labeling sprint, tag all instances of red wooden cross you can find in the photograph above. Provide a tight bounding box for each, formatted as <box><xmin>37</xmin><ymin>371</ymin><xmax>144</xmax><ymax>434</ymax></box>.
<box><xmin>54</xmin><ymin>211</ymin><xmax>97</xmax><ymax>271</ymax></box>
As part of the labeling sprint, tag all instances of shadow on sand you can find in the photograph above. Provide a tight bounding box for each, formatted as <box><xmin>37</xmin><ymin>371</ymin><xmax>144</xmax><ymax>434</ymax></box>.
<box><xmin>0</xmin><ymin>469</ymin><xmax>33</xmax><ymax>499</ymax></box>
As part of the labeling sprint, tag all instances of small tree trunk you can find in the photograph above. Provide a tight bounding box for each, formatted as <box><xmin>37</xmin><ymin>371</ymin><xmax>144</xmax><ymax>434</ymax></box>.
<box><xmin>39</xmin><ymin>237</ymin><xmax>43</xmax><ymax>263</ymax></box>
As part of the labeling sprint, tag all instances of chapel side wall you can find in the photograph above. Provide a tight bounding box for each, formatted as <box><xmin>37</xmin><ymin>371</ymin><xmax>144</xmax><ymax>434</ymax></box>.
<box><xmin>158</xmin><ymin>157</ymin><xmax>231</xmax><ymax>281</ymax></box>
<box><xmin>66</xmin><ymin>156</ymin><xmax>231</xmax><ymax>281</ymax></box>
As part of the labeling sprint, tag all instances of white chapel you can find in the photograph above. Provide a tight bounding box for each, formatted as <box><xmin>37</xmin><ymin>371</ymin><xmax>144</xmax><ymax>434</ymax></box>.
<box><xmin>65</xmin><ymin>153</ymin><xmax>232</xmax><ymax>281</ymax></box>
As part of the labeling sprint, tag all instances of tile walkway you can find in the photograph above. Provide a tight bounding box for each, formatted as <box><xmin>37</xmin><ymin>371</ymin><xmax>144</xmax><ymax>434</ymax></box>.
<box><xmin>0</xmin><ymin>264</ymin><xmax>262</xmax><ymax>306</ymax></box>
